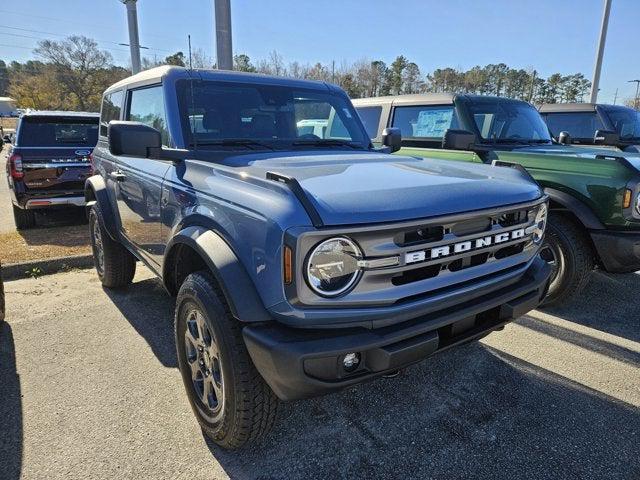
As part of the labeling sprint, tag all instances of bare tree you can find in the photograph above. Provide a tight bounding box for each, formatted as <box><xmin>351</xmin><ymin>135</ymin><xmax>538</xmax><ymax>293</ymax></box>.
<box><xmin>32</xmin><ymin>35</ymin><xmax>116</xmax><ymax>110</ymax></box>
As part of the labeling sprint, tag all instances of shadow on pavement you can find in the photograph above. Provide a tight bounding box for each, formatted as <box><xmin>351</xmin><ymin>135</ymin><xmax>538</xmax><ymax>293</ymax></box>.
<box><xmin>103</xmin><ymin>276</ymin><xmax>177</xmax><ymax>368</ymax></box>
<box><xmin>204</xmin><ymin>342</ymin><xmax>640</xmax><ymax>479</ymax></box>
<box><xmin>542</xmin><ymin>271</ymin><xmax>640</xmax><ymax>342</ymax></box>
<box><xmin>102</xmin><ymin>274</ymin><xmax>640</xmax><ymax>479</ymax></box>
<box><xmin>33</xmin><ymin>207</ymin><xmax>87</xmax><ymax>229</ymax></box>
<box><xmin>0</xmin><ymin>322</ymin><xmax>22</xmax><ymax>480</ymax></box>
<box><xmin>517</xmin><ymin>315</ymin><xmax>640</xmax><ymax>366</ymax></box>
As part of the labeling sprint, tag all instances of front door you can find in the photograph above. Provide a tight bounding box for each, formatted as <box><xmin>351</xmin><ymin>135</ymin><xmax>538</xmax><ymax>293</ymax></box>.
<box><xmin>114</xmin><ymin>85</ymin><xmax>171</xmax><ymax>266</ymax></box>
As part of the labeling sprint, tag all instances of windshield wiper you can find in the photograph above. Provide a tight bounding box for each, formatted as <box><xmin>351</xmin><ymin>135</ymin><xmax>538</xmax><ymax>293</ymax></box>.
<box><xmin>291</xmin><ymin>139</ymin><xmax>364</xmax><ymax>149</ymax></box>
<box><xmin>194</xmin><ymin>139</ymin><xmax>275</xmax><ymax>150</ymax></box>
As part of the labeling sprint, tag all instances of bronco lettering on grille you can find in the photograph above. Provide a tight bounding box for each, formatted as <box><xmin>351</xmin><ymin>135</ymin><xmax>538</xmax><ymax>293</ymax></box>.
<box><xmin>405</xmin><ymin>228</ymin><xmax>527</xmax><ymax>264</ymax></box>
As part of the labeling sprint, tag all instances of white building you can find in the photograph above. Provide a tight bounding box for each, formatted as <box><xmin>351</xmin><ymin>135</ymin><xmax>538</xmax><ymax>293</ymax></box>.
<box><xmin>0</xmin><ymin>97</ymin><xmax>17</xmax><ymax>116</ymax></box>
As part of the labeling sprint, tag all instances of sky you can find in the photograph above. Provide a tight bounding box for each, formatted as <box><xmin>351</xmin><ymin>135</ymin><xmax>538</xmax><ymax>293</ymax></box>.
<box><xmin>0</xmin><ymin>0</ymin><xmax>638</xmax><ymax>104</ymax></box>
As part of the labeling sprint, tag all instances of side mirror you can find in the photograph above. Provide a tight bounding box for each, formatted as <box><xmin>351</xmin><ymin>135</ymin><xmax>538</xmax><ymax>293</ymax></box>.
<box><xmin>558</xmin><ymin>131</ymin><xmax>572</xmax><ymax>145</ymax></box>
<box><xmin>594</xmin><ymin>129</ymin><xmax>619</xmax><ymax>146</ymax></box>
<box><xmin>442</xmin><ymin>129</ymin><xmax>476</xmax><ymax>150</ymax></box>
<box><xmin>108</xmin><ymin>121</ymin><xmax>161</xmax><ymax>157</ymax></box>
<box><xmin>381</xmin><ymin>127</ymin><xmax>402</xmax><ymax>153</ymax></box>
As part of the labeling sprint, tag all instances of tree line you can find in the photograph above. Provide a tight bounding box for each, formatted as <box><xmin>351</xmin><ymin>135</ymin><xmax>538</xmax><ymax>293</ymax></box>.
<box><xmin>0</xmin><ymin>35</ymin><xmax>624</xmax><ymax>112</ymax></box>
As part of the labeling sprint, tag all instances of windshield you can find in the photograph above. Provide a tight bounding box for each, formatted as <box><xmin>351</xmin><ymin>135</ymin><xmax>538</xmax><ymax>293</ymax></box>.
<box><xmin>603</xmin><ymin>107</ymin><xmax>640</xmax><ymax>141</ymax></box>
<box><xmin>466</xmin><ymin>100</ymin><xmax>551</xmax><ymax>143</ymax></box>
<box><xmin>543</xmin><ymin>112</ymin><xmax>605</xmax><ymax>140</ymax></box>
<box><xmin>18</xmin><ymin>117</ymin><xmax>98</xmax><ymax>147</ymax></box>
<box><xmin>176</xmin><ymin>80</ymin><xmax>369</xmax><ymax>149</ymax></box>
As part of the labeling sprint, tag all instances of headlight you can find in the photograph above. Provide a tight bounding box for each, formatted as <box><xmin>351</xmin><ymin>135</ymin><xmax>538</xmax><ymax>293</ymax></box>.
<box><xmin>306</xmin><ymin>237</ymin><xmax>362</xmax><ymax>297</ymax></box>
<box><xmin>532</xmin><ymin>202</ymin><xmax>548</xmax><ymax>244</ymax></box>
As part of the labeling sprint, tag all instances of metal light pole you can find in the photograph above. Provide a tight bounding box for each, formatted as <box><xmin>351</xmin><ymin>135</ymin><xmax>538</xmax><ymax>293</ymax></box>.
<box><xmin>120</xmin><ymin>0</ymin><xmax>142</xmax><ymax>74</ymax></box>
<box><xmin>214</xmin><ymin>0</ymin><xmax>233</xmax><ymax>70</ymax></box>
<box><xmin>589</xmin><ymin>0</ymin><xmax>612</xmax><ymax>103</ymax></box>
<box><xmin>629</xmin><ymin>80</ymin><xmax>640</xmax><ymax>110</ymax></box>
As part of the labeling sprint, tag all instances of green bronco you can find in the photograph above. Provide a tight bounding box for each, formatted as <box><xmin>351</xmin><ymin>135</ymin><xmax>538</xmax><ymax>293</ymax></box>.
<box><xmin>354</xmin><ymin>94</ymin><xmax>640</xmax><ymax>306</ymax></box>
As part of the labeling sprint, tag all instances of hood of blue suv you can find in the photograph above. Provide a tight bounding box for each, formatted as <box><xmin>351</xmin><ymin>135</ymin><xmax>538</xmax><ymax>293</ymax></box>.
<box><xmin>221</xmin><ymin>151</ymin><xmax>542</xmax><ymax>226</ymax></box>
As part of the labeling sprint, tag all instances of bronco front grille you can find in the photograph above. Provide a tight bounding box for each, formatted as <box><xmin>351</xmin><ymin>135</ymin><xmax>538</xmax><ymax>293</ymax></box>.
<box><xmin>292</xmin><ymin>198</ymin><xmax>546</xmax><ymax>308</ymax></box>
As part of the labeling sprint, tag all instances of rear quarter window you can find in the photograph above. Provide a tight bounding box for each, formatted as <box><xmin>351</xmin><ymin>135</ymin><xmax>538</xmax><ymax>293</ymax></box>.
<box><xmin>391</xmin><ymin>105</ymin><xmax>458</xmax><ymax>139</ymax></box>
<box><xmin>100</xmin><ymin>90</ymin><xmax>124</xmax><ymax>137</ymax></box>
<box><xmin>356</xmin><ymin>106</ymin><xmax>382</xmax><ymax>139</ymax></box>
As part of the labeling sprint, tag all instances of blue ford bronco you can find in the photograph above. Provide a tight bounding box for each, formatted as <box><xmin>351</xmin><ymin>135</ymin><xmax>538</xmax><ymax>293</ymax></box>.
<box><xmin>86</xmin><ymin>66</ymin><xmax>551</xmax><ymax>448</ymax></box>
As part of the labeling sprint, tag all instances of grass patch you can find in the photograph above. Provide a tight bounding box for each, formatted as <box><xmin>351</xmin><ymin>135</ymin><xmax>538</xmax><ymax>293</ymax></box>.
<box><xmin>0</xmin><ymin>224</ymin><xmax>91</xmax><ymax>264</ymax></box>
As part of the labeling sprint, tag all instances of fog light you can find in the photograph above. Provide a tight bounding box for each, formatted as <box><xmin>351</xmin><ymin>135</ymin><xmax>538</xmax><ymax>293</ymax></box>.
<box><xmin>342</xmin><ymin>352</ymin><xmax>361</xmax><ymax>372</ymax></box>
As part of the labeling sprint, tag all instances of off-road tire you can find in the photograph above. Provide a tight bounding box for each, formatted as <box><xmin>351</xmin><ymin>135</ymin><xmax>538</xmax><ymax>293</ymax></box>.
<box><xmin>540</xmin><ymin>213</ymin><xmax>594</xmax><ymax>307</ymax></box>
<box><xmin>88</xmin><ymin>205</ymin><xmax>136</xmax><ymax>288</ymax></box>
<box><xmin>175</xmin><ymin>271</ymin><xmax>278</xmax><ymax>449</ymax></box>
<box><xmin>12</xmin><ymin>205</ymin><xmax>36</xmax><ymax>230</ymax></box>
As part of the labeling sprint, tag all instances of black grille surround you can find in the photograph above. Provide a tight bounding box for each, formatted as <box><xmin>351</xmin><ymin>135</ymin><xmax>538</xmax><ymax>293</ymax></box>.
<box><xmin>289</xmin><ymin>197</ymin><xmax>547</xmax><ymax>308</ymax></box>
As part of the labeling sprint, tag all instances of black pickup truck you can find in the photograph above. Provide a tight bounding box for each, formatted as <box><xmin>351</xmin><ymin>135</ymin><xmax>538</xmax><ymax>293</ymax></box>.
<box><xmin>5</xmin><ymin>111</ymin><xmax>99</xmax><ymax>229</ymax></box>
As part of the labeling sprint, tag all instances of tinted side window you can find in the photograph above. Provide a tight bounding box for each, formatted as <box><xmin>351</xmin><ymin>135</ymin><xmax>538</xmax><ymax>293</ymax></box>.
<box><xmin>356</xmin><ymin>106</ymin><xmax>382</xmax><ymax>139</ymax></box>
<box><xmin>127</xmin><ymin>86</ymin><xmax>169</xmax><ymax>145</ymax></box>
<box><xmin>544</xmin><ymin>112</ymin><xmax>604</xmax><ymax>139</ymax></box>
<box><xmin>392</xmin><ymin>105</ymin><xmax>458</xmax><ymax>139</ymax></box>
<box><xmin>100</xmin><ymin>90</ymin><xmax>123</xmax><ymax>137</ymax></box>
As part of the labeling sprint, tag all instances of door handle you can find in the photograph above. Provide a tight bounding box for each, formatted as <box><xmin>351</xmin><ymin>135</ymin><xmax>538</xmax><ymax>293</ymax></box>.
<box><xmin>109</xmin><ymin>171</ymin><xmax>127</xmax><ymax>182</ymax></box>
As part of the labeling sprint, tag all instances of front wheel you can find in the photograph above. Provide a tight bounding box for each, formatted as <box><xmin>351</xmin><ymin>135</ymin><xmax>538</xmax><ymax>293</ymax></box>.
<box><xmin>175</xmin><ymin>271</ymin><xmax>278</xmax><ymax>449</ymax></box>
<box><xmin>539</xmin><ymin>213</ymin><xmax>594</xmax><ymax>307</ymax></box>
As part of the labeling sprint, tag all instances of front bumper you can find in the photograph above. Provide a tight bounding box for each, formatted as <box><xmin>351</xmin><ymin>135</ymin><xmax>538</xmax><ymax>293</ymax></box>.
<box><xmin>243</xmin><ymin>256</ymin><xmax>551</xmax><ymax>401</ymax></box>
<box><xmin>590</xmin><ymin>230</ymin><xmax>640</xmax><ymax>273</ymax></box>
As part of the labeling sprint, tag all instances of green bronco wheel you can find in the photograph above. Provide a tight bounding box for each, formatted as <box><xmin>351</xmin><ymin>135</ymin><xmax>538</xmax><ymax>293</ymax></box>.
<box><xmin>539</xmin><ymin>213</ymin><xmax>594</xmax><ymax>307</ymax></box>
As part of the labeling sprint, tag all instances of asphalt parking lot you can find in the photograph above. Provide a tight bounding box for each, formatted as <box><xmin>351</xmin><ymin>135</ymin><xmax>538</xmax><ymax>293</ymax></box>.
<box><xmin>0</xmin><ymin>266</ymin><xmax>638</xmax><ymax>480</ymax></box>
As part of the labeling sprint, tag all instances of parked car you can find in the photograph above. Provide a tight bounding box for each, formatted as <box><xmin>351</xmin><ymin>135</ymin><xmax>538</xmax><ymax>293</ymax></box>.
<box><xmin>353</xmin><ymin>94</ymin><xmax>640</xmax><ymax>306</ymax></box>
<box><xmin>5</xmin><ymin>111</ymin><xmax>99</xmax><ymax>229</ymax></box>
<box><xmin>87</xmin><ymin>66</ymin><xmax>550</xmax><ymax>449</ymax></box>
<box><xmin>539</xmin><ymin>102</ymin><xmax>640</xmax><ymax>152</ymax></box>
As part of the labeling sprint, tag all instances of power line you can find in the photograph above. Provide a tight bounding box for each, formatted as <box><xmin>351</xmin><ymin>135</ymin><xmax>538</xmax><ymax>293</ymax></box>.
<box><xmin>0</xmin><ymin>30</ymin><xmax>131</xmax><ymax>54</ymax></box>
<box><xmin>0</xmin><ymin>24</ymin><xmax>171</xmax><ymax>53</ymax></box>
<box><xmin>0</xmin><ymin>9</ymin><xmax>185</xmax><ymax>44</ymax></box>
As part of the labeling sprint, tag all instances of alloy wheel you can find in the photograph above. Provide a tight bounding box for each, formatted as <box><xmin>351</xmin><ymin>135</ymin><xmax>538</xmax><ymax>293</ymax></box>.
<box><xmin>91</xmin><ymin>215</ymin><xmax>105</xmax><ymax>277</ymax></box>
<box><xmin>540</xmin><ymin>239</ymin><xmax>564</xmax><ymax>289</ymax></box>
<box><xmin>183</xmin><ymin>307</ymin><xmax>224</xmax><ymax>421</ymax></box>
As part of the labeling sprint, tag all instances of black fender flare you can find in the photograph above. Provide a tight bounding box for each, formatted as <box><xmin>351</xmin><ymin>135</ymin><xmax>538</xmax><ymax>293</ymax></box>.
<box><xmin>544</xmin><ymin>187</ymin><xmax>605</xmax><ymax>230</ymax></box>
<box><xmin>84</xmin><ymin>175</ymin><xmax>119</xmax><ymax>240</ymax></box>
<box><xmin>163</xmin><ymin>226</ymin><xmax>271</xmax><ymax>323</ymax></box>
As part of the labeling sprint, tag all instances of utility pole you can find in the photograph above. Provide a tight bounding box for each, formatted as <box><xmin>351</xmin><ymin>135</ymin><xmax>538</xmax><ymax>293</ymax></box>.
<box><xmin>120</xmin><ymin>0</ymin><xmax>142</xmax><ymax>74</ymax></box>
<box><xmin>589</xmin><ymin>0</ymin><xmax>612</xmax><ymax>103</ymax></box>
<box><xmin>629</xmin><ymin>80</ymin><xmax>640</xmax><ymax>110</ymax></box>
<box><xmin>528</xmin><ymin>70</ymin><xmax>537</xmax><ymax>103</ymax></box>
<box><xmin>214</xmin><ymin>0</ymin><xmax>233</xmax><ymax>70</ymax></box>
<box><xmin>613</xmin><ymin>88</ymin><xmax>618</xmax><ymax>105</ymax></box>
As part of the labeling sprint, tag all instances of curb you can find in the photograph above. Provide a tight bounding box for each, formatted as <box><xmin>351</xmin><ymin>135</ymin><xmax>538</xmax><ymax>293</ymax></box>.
<box><xmin>3</xmin><ymin>254</ymin><xmax>95</xmax><ymax>281</ymax></box>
